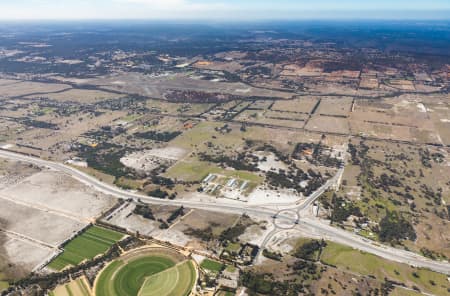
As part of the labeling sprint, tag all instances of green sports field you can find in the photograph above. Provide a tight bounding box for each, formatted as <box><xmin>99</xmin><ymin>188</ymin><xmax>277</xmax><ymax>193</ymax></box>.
<box><xmin>95</xmin><ymin>249</ymin><xmax>196</xmax><ymax>296</ymax></box>
<box><xmin>138</xmin><ymin>261</ymin><xmax>196</xmax><ymax>296</ymax></box>
<box><xmin>200</xmin><ymin>259</ymin><xmax>224</xmax><ymax>274</ymax></box>
<box><xmin>48</xmin><ymin>226</ymin><xmax>124</xmax><ymax>271</ymax></box>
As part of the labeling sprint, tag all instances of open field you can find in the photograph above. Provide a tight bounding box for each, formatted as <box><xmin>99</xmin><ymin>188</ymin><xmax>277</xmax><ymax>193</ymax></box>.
<box><xmin>332</xmin><ymin>140</ymin><xmax>450</xmax><ymax>257</ymax></box>
<box><xmin>48</xmin><ymin>226</ymin><xmax>124</xmax><ymax>271</ymax></box>
<box><xmin>166</xmin><ymin>160</ymin><xmax>263</xmax><ymax>183</ymax></box>
<box><xmin>0</xmin><ymin>281</ymin><xmax>8</xmax><ymax>293</ymax></box>
<box><xmin>103</xmin><ymin>202</ymin><xmax>184</xmax><ymax>238</ymax></box>
<box><xmin>138</xmin><ymin>260</ymin><xmax>196</xmax><ymax>296</ymax></box>
<box><xmin>0</xmin><ymin>232</ymin><xmax>54</xmax><ymax>280</ymax></box>
<box><xmin>0</xmin><ymin>79</ymin><xmax>70</xmax><ymax>98</ymax></box>
<box><xmin>200</xmin><ymin>258</ymin><xmax>224</xmax><ymax>273</ymax></box>
<box><xmin>235</xmin><ymin>109</ymin><xmax>306</xmax><ymax>129</ymax></box>
<box><xmin>0</xmin><ymin>196</ymin><xmax>84</xmax><ymax>246</ymax></box>
<box><xmin>316</xmin><ymin>97</ymin><xmax>353</xmax><ymax>116</ymax></box>
<box><xmin>0</xmin><ymin>171</ymin><xmax>116</xmax><ymax>220</ymax></box>
<box><xmin>271</xmin><ymin>97</ymin><xmax>319</xmax><ymax>113</ymax></box>
<box><xmin>94</xmin><ymin>247</ymin><xmax>194</xmax><ymax>296</ymax></box>
<box><xmin>348</xmin><ymin>97</ymin><xmax>442</xmax><ymax>144</ymax></box>
<box><xmin>321</xmin><ymin>242</ymin><xmax>450</xmax><ymax>295</ymax></box>
<box><xmin>57</xmin><ymin>72</ymin><xmax>294</xmax><ymax>101</ymax></box>
<box><xmin>0</xmin><ymin>160</ymin><xmax>119</xmax><ymax>277</ymax></box>
<box><xmin>26</xmin><ymin>88</ymin><xmax>122</xmax><ymax>103</ymax></box>
<box><xmin>49</xmin><ymin>276</ymin><xmax>92</xmax><ymax>296</ymax></box>
<box><xmin>1</xmin><ymin>22</ymin><xmax>450</xmax><ymax>296</ymax></box>
<box><xmin>305</xmin><ymin>115</ymin><xmax>350</xmax><ymax>134</ymax></box>
<box><xmin>424</xmin><ymin>97</ymin><xmax>450</xmax><ymax>145</ymax></box>
<box><xmin>172</xmin><ymin>209</ymin><xmax>239</xmax><ymax>236</ymax></box>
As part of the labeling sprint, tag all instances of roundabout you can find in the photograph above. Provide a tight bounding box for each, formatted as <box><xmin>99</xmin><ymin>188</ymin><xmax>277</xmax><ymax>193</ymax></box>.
<box><xmin>273</xmin><ymin>209</ymin><xmax>299</xmax><ymax>229</ymax></box>
<box><xmin>94</xmin><ymin>247</ymin><xmax>197</xmax><ymax>296</ymax></box>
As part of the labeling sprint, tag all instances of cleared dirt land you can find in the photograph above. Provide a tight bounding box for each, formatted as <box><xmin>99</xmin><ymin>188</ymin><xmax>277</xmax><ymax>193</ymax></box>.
<box><xmin>0</xmin><ymin>171</ymin><xmax>116</xmax><ymax>220</ymax></box>
<box><xmin>316</xmin><ymin>97</ymin><xmax>353</xmax><ymax>116</ymax></box>
<box><xmin>0</xmin><ymin>160</ymin><xmax>117</xmax><ymax>282</ymax></box>
<box><xmin>0</xmin><ymin>197</ymin><xmax>84</xmax><ymax>247</ymax></box>
<box><xmin>305</xmin><ymin>115</ymin><xmax>350</xmax><ymax>134</ymax></box>
<box><xmin>0</xmin><ymin>79</ymin><xmax>70</xmax><ymax>98</ymax></box>
<box><xmin>0</xmin><ymin>232</ymin><xmax>54</xmax><ymax>279</ymax></box>
<box><xmin>25</xmin><ymin>88</ymin><xmax>122</xmax><ymax>103</ymax></box>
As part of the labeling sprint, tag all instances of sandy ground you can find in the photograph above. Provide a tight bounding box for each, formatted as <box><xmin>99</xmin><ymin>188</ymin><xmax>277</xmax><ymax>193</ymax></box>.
<box><xmin>120</xmin><ymin>147</ymin><xmax>186</xmax><ymax>172</ymax></box>
<box><xmin>266</xmin><ymin>230</ymin><xmax>303</xmax><ymax>254</ymax></box>
<box><xmin>105</xmin><ymin>202</ymin><xmax>194</xmax><ymax>246</ymax></box>
<box><xmin>247</xmin><ymin>187</ymin><xmax>302</xmax><ymax>205</ymax></box>
<box><xmin>0</xmin><ymin>197</ymin><xmax>84</xmax><ymax>246</ymax></box>
<box><xmin>54</xmin><ymin>72</ymin><xmax>294</xmax><ymax>100</ymax></box>
<box><xmin>0</xmin><ymin>163</ymin><xmax>116</xmax><ymax>278</ymax></box>
<box><xmin>146</xmin><ymin>147</ymin><xmax>188</xmax><ymax>160</ymax></box>
<box><xmin>154</xmin><ymin>228</ymin><xmax>192</xmax><ymax>247</ymax></box>
<box><xmin>25</xmin><ymin>88</ymin><xmax>121</xmax><ymax>103</ymax></box>
<box><xmin>255</xmin><ymin>151</ymin><xmax>288</xmax><ymax>172</ymax></box>
<box><xmin>0</xmin><ymin>170</ymin><xmax>115</xmax><ymax>220</ymax></box>
<box><xmin>0</xmin><ymin>233</ymin><xmax>54</xmax><ymax>278</ymax></box>
<box><xmin>0</xmin><ymin>80</ymin><xmax>70</xmax><ymax>97</ymax></box>
<box><xmin>239</xmin><ymin>220</ymin><xmax>273</xmax><ymax>246</ymax></box>
<box><xmin>105</xmin><ymin>203</ymin><xmax>160</xmax><ymax>236</ymax></box>
<box><xmin>306</xmin><ymin>115</ymin><xmax>350</xmax><ymax>134</ymax></box>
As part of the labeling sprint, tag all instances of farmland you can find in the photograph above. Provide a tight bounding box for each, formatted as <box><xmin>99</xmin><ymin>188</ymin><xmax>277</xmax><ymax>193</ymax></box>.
<box><xmin>49</xmin><ymin>276</ymin><xmax>92</xmax><ymax>296</ymax></box>
<box><xmin>0</xmin><ymin>21</ymin><xmax>450</xmax><ymax>296</ymax></box>
<box><xmin>48</xmin><ymin>226</ymin><xmax>124</xmax><ymax>271</ymax></box>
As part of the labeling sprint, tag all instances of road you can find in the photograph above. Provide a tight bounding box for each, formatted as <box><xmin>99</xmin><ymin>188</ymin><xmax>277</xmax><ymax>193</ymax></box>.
<box><xmin>0</xmin><ymin>149</ymin><xmax>449</xmax><ymax>275</ymax></box>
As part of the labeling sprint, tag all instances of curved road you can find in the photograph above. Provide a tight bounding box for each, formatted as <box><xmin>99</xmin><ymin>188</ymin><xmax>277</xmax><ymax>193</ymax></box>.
<box><xmin>0</xmin><ymin>149</ymin><xmax>449</xmax><ymax>275</ymax></box>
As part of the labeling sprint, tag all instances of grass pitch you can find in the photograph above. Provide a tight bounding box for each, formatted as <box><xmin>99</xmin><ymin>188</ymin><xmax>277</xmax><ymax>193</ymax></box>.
<box><xmin>0</xmin><ymin>281</ymin><xmax>8</xmax><ymax>292</ymax></box>
<box><xmin>48</xmin><ymin>226</ymin><xmax>124</xmax><ymax>271</ymax></box>
<box><xmin>95</xmin><ymin>250</ymin><xmax>195</xmax><ymax>296</ymax></box>
<box><xmin>200</xmin><ymin>259</ymin><xmax>224</xmax><ymax>273</ymax></box>
<box><xmin>138</xmin><ymin>260</ymin><xmax>196</xmax><ymax>296</ymax></box>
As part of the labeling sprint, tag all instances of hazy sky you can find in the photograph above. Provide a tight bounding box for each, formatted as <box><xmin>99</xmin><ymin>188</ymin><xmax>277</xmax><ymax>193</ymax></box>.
<box><xmin>1</xmin><ymin>0</ymin><xmax>449</xmax><ymax>20</ymax></box>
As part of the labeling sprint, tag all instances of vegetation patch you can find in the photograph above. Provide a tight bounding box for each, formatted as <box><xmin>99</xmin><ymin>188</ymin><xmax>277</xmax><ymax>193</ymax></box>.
<box><xmin>48</xmin><ymin>226</ymin><xmax>124</xmax><ymax>271</ymax></box>
<box><xmin>95</xmin><ymin>249</ymin><xmax>195</xmax><ymax>296</ymax></box>
<box><xmin>320</xmin><ymin>242</ymin><xmax>450</xmax><ymax>295</ymax></box>
<box><xmin>138</xmin><ymin>260</ymin><xmax>196</xmax><ymax>296</ymax></box>
<box><xmin>134</xmin><ymin>130</ymin><xmax>182</xmax><ymax>142</ymax></box>
<box><xmin>200</xmin><ymin>259</ymin><xmax>224</xmax><ymax>273</ymax></box>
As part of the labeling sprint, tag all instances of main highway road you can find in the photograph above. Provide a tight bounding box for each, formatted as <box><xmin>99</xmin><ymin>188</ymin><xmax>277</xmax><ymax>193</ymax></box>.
<box><xmin>1</xmin><ymin>149</ymin><xmax>449</xmax><ymax>275</ymax></box>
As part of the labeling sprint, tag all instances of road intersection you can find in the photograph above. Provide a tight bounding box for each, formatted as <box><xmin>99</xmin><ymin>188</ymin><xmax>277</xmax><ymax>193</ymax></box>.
<box><xmin>0</xmin><ymin>149</ymin><xmax>449</xmax><ymax>275</ymax></box>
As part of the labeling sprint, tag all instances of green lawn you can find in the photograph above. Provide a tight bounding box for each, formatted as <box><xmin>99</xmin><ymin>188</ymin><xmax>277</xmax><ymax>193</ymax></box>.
<box><xmin>48</xmin><ymin>226</ymin><xmax>124</xmax><ymax>271</ymax></box>
<box><xmin>225</xmin><ymin>243</ymin><xmax>242</xmax><ymax>254</ymax></box>
<box><xmin>95</xmin><ymin>255</ymin><xmax>177</xmax><ymax>296</ymax></box>
<box><xmin>200</xmin><ymin>259</ymin><xmax>224</xmax><ymax>273</ymax></box>
<box><xmin>165</xmin><ymin>160</ymin><xmax>221</xmax><ymax>182</ymax></box>
<box><xmin>95</xmin><ymin>261</ymin><xmax>123</xmax><ymax>296</ymax></box>
<box><xmin>321</xmin><ymin>242</ymin><xmax>450</xmax><ymax>295</ymax></box>
<box><xmin>138</xmin><ymin>260</ymin><xmax>196</xmax><ymax>296</ymax></box>
<box><xmin>0</xmin><ymin>281</ymin><xmax>8</xmax><ymax>292</ymax></box>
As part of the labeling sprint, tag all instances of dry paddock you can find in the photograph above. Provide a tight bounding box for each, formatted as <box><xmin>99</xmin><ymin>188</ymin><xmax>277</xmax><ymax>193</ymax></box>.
<box><xmin>0</xmin><ymin>160</ymin><xmax>117</xmax><ymax>276</ymax></box>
